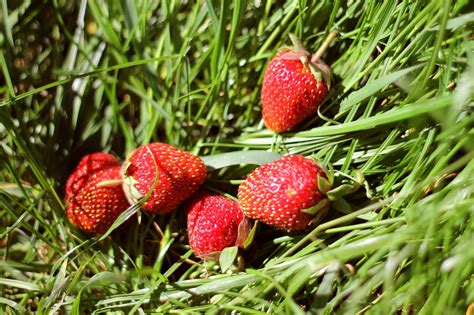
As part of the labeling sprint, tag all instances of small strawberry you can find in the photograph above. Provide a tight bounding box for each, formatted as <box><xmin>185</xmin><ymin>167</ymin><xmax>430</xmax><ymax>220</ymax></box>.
<box><xmin>66</xmin><ymin>165</ymin><xmax>130</xmax><ymax>235</ymax></box>
<box><xmin>261</xmin><ymin>33</ymin><xmax>335</xmax><ymax>133</ymax></box>
<box><xmin>122</xmin><ymin>142</ymin><xmax>207</xmax><ymax>214</ymax></box>
<box><xmin>185</xmin><ymin>191</ymin><xmax>243</xmax><ymax>258</ymax></box>
<box><xmin>238</xmin><ymin>155</ymin><xmax>329</xmax><ymax>231</ymax></box>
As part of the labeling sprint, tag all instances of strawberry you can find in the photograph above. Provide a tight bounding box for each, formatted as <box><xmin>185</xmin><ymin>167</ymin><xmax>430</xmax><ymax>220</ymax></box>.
<box><xmin>238</xmin><ymin>155</ymin><xmax>329</xmax><ymax>231</ymax></box>
<box><xmin>66</xmin><ymin>165</ymin><xmax>130</xmax><ymax>235</ymax></box>
<box><xmin>122</xmin><ymin>142</ymin><xmax>207</xmax><ymax>214</ymax></box>
<box><xmin>65</xmin><ymin>152</ymin><xmax>120</xmax><ymax>198</ymax></box>
<box><xmin>65</xmin><ymin>152</ymin><xmax>122</xmax><ymax>229</ymax></box>
<box><xmin>185</xmin><ymin>191</ymin><xmax>243</xmax><ymax>258</ymax></box>
<box><xmin>261</xmin><ymin>34</ymin><xmax>334</xmax><ymax>133</ymax></box>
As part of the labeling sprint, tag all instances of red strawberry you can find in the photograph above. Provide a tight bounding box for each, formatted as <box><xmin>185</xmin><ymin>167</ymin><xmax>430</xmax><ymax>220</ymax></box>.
<box><xmin>65</xmin><ymin>152</ymin><xmax>122</xmax><ymax>229</ymax></box>
<box><xmin>65</xmin><ymin>152</ymin><xmax>120</xmax><ymax>198</ymax></box>
<box><xmin>66</xmin><ymin>165</ymin><xmax>130</xmax><ymax>235</ymax></box>
<box><xmin>185</xmin><ymin>191</ymin><xmax>243</xmax><ymax>258</ymax></box>
<box><xmin>238</xmin><ymin>155</ymin><xmax>329</xmax><ymax>231</ymax></box>
<box><xmin>122</xmin><ymin>142</ymin><xmax>207</xmax><ymax>214</ymax></box>
<box><xmin>261</xmin><ymin>35</ymin><xmax>334</xmax><ymax>133</ymax></box>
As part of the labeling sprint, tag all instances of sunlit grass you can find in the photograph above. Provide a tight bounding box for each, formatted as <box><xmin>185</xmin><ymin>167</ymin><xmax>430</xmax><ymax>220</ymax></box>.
<box><xmin>1</xmin><ymin>0</ymin><xmax>473</xmax><ymax>313</ymax></box>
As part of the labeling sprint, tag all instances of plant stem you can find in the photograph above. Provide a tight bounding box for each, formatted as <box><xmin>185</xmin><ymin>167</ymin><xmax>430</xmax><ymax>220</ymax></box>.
<box><xmin>311</xmin><ymin>30</ymin><xmax>338</xmax><ymax>63</ymax></box>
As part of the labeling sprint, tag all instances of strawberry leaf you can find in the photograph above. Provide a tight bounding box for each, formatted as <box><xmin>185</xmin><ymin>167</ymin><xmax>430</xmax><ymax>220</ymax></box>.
<box><xmin>316</xmin><ymin>162</ymin><xmax>335</xmax><ymax>186</ymax></box>
<box><xmin>288</xmin><ymin>33</ymin><xmax>306</xmax><ymax>51</ymax></box>
<box><xmin>219</xmin><ymin>246</ymin><xmax>239</xmax><ymax>273</ymax></box>
<box><xmin>122</xmin><ymin>175</ymin><xmax>143</xmax><ymax>203</ymax></box>
<box><xmin>301</xmin><ymin>198</ymin><xmax>330</xmax><ymax>215</ymax></box>
<box><xmin>277</xmin><ymin>49</ymin><xmax>308</xmax><ymax>61</ymax></box>
<box><xmin>327</xmin><ymin>163</ymin><xmax>335</xmax><ymax>186</ymax></box>
<box><xmin>327</xmin><ymin>171</ymin><xmax>364</xmax><ymax>200</ymax></box>
<box><xmin>244</xmin><ymin>220</ymin><xmax>258</xmax><ymax>249</ymax></box>
<box><xmin>327</xmin><ymin>184</ymin><xmax>354</xmax><ymax>200</ymax></box>
<box><xmin>309</xmin><ymin>62</ymin><xmax>332</xmax><ymax>90</ymax></box>
<box><xmin>317</xmin><ymin>175</ymin><xmax>332</xmax><ymax>194</ymax></box>
<box><xmin>236</xmin><ymin>218</ymin><xmax>258</xmax><ymax>249</ymax></box>
<box><xmin>235</xmin><ymin>217</ymin><xmax>252</xmax><ymax>248</ymax></box>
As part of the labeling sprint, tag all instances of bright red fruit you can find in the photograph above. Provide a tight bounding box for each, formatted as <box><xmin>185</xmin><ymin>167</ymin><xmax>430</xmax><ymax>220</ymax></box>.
<box><xmin>238</xmin><ymin>155</ymin><xmax>328</xmax><ymax>231</ymax></box>
<box><xmin>65</xmin><ymin>152</ymin><xmax>120</xmax><ymax>198</ymax></box>
<box><xmin>261</xmin><ymin>49</ymin><xmax>330</xmax><ymax>133</ymax></box>
<box><xmin>185</xmin><ymin>191</ymin><xmax>243</xmax><ymax>258</ymax></box>
<box><xmin>122</xmin><ymin>142</ymin><xmax>207</xmax><ymax>214</ymax></box>
<box><xmin>66</xmin><ymin>165</ymin><xmax>130</xmax><ymax>235</ymax></box>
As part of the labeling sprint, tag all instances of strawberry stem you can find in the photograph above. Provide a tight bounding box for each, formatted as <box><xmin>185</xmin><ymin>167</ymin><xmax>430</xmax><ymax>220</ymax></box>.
<box><xmin>311</xmin><ymin>30</ymin><xmax>338</xmax><ymax>63</ymax></box>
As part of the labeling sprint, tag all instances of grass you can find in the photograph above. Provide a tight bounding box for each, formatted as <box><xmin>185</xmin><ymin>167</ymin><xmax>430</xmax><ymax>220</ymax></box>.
<box><xmin>1</xmin><ymin>0</ymin><xmax>473</xmax><ymax>313</ymax></box>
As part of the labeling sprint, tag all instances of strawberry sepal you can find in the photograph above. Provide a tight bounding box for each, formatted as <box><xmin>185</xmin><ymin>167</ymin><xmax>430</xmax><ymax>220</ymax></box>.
<box><xmin>317</xmin><ymin>175</ymin><xmax>332</xmax><ymax>194</ymax></box>
<box><xmin>301</xmin><ymin>198</ymin><xmax>330</xmax><ymax>215</ymax></box>
<box><xmin>235</xmin><ymin>218</ymin><xmax>258</xmax><ymax>249</ymax></box>
<box><xmin>326</xmin><ymin>171</ymin><xmax>364</xmax><ymax>200</ymax></box>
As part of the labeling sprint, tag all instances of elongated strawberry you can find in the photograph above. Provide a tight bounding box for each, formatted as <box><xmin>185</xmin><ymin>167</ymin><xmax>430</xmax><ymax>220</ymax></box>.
<box><xmin>238</xmin><ymin>155</ymin><xmax>329</xmax><ymax>231</ymax></box>
<box><xmin>261</xmin><ymin>33</ymin><xmax>335</xmax><ymax>133</ymax></box>
<box><xmin>66</xmin><ymin>165</ymin><xmax>130</xmax><ymax>235</ymax></box>
<box><xmin>122</xmin><ymin>142</ymin><xmax>207</xmax><ymax>214</ymax></box>
<box><xmin>185</xmin><ymin>191</ymin><xmax>243</xmax><ymax>258</ymax></box>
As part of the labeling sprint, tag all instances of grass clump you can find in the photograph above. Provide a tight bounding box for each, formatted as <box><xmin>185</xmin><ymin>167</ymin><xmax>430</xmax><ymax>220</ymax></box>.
<box><xmin>1</xmin><ymin>0</ymin><xmax>473</xmax><ymax>313</ymax></box>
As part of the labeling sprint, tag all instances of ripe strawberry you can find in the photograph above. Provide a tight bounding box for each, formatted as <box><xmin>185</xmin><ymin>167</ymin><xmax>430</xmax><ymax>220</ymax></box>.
<box><xmin>122</xmin><ymin>142</ymin><xmax>207</xmax><ymax>214</ymax></box>
<box><xmin>66</xmin><ymin>165</ymin><xmax>130</xmax><ymax>235</ymax></box>
<box><xmin>238</xmin><ymin>155</ymin><xmax>329</xmax><ymax>231</ymax></box>
<box><xmin>261</xmin><ymin>35</ymin><xmax>333</xmax><ymax>133</ymax></box>
<box><xmin>185</xmin><ymin>191</ymin><xmax>243</xmax><ymax>258</ymax></box>
<box><xmin>65</xmin><ymin>152</ymin><xmax>122</xmax><ymax>228</ymax></box>
<box><xmin>65</xmin><ymin>152</ymin><xmax>120</xmax><ymax>198</ymax></box>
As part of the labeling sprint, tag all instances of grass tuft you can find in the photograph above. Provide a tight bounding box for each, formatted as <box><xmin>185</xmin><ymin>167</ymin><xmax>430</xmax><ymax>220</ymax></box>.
<box><xmin>1</xmin><ymin>0</ymin><xmax>473</xmax><ymax>313</ymax></box>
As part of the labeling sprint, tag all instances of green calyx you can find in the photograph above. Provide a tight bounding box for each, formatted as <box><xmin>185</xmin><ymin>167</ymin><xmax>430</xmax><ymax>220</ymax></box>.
<box><xmin>309</xmin><ymin>62</ymin><xmax>332</xmax><ymax>90</ymax></box>
<box><xmin>287</xmin><ymin>32</ymin><xmax>335</xmax><ymax>90</ymax></box>
<box><xmin>235</xmin><ymin>218</ymin><xmax>258</xmax><ymax>250</ymax></box>
<box><xmin>301</xmin><ymin>198</ymin><xmax>330</xmax><ymax>215</ymax></box>
<box><xmin>121</xmin><ymin>159</ymin><xmax>144</xmax><ymax>205</ymax></box>
<box><xmin>303</xmin><ymin>158</ymin><xmax>366</xmax><ymax>217</ymax></box>
<box><xmin>122</xmin><ymin>175</ymin><xmax>143</xmax><ymax>204</ymax></box>
<box><xmin>326</xmin><ymin>171</ymin><xmax>365</xmax><ymax>201</ymax></box>
<box><xmin>318</xmin><ymin>175</ymin><xmax>332</xmax><ymax>194</ymax></box>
